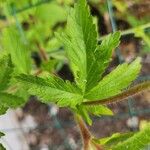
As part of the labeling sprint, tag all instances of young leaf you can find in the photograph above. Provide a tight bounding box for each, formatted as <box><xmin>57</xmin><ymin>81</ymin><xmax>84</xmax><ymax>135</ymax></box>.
<box><xmin>86</xmin><ymin>32</ymin><xmax>121</xmax><ymax>91</ymax></box>
<box><xmin>85</xmin><ymin>58</ymin><xmax>141</xmax><ymax>100</ymax></box>
<box><xmin>16</xmin><ymin>74</ymin><xmax>83</xmax><ymax>108</ymax></box>
<box><xmin>56</xmin><ymin>0</ymin><xmax>120</xmax><ymax>92</ymax></box>
<box><xmin>77</xmin><ymin>105</ymin><xmax>92</xmax><ymax>125</ymax></box>
<box><xmin>0</xmin><ymin>92</ymin><xmax>26</xmax><ymax>109</ymax></box>
<box><xmin>2</xmin><ymin>27</ymin><xmax>31</xmax><ymax>74</ymax></box>
<box><xmin>0</xmin><ymin>55</ymin><xmax>13</xmax><ymax>91</ymax></box>
<box><xmin>77</xmin><ymin>105</ymin><xmax>113</xmax><ymax>125</ymax></box>
<box><xmin>86</xmin><ymin>105</ymin><xmax>113</xmax><ymax>116</ymax></box>
<box><xmin>112</xmin><ymin>125</ymin><xmax>150</xmax><ymax>150</ymax></box>
<box><xmin>41</xmin><ymin>59</ymin><xmax>57</xmax><ymax>72</ymax></box>
<box><xmin>0</xmin><ymin>105</ymin><xmax>8</xmax><ymax>115</ymax></box>
<box><xmin>0</xmin><ymin>55</ymin><xmax>26</xmax><ymax>114</ymax></box>
<box><xmin>92</xmin><ymin>132</ymin><xmax>134</xmax><ymax>148</ymax></box>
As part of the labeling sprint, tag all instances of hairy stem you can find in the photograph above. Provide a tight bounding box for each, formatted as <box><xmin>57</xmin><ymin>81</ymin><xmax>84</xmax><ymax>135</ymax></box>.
<box><xmin>83</xmin><ymin>81</ymin><xmax>150</xmax><ymax>106</ymax></box>
<box><xmin>75</xmin><ymin>114</ymin><xmax>91</xmax><ymax>150</ymax></box>
<box><xmin>36</xmin><ymin>42</ymin><xmax>48</xmax><ymax>62</ymax></box>
<box><xmin>75</xmin><ymin>114</ymin><xmax>104</xmax><ymax>150</ymax></box>
<box><xmin>99</xmin><ymin>22</ymin><xmax>150</xmax><ymax>41</ymax></box>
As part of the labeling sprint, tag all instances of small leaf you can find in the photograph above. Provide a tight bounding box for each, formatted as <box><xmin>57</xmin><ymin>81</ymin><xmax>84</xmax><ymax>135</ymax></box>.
<box><xmin>112</xmin><ymin>125</ymin><xmax>150</xmax><ymax>150</ymax></box>
<box><xmin>77</xmin><ymin>105</ymin><xmax>92</xmax><ymax>126</ymax></box>
<box><xmin>86</xmin><ymin>105</ymin><xmax>113</xmax><ymax>116</ymax></box>
<box><xmin>2</xmin><ymin>27</ymin><xmax>31</xmax><ymax>74</ymax></box>
<box><xmin>84</xmin><ymin>31</ymin><xmax>121</xmax><ymax>92</ymax></box>
<box><xmin>103</xmin><ymin>133</ymin><xmax>134</xmax><ymax>147</ymax></box>
<box><xmin>0</xmin><ymin>55</ymin><xmax>13</xmax><ymax>91</ymax></box>
<box><xmin>0</xmin><ymin>132</ymin><xmax>5</xmax><ymax>150</ymax></box>
<box><xmin>92</xmin><ymin>132</ymin><xmax>134</xmax><ymax>150</ymax></box>
<box><xmin>41</xmin><ymin>59</ymin><xmax>57</xmax><ymax>72</ymax></box>
<box><xmin>77</xmin><ymin>105</ymin><xmax>113</xmax><ymax>125</ymax></box>
<box><xmin>16</xmin><ymin>74</ymin><xmax>83</xmax><ymax>108</ymax></box>
<box><xmin>85</xmin><ymin>58</ymin><xmax>141</xmax><ymax>100</ymax></box>
<box><xmin>0</xmin><ymin>105</ymin><xmax>8</xmax><ymax>115</ymax></box>
<box><xmin>0</xmin><ymin>92</ymin><xmax>26</xmax><ymax>108</ymax></box>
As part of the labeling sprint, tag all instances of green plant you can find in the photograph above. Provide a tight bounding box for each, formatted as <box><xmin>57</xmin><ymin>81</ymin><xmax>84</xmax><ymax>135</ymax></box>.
<box><xmin>94</xmin><ymin>0</ymin><xmax>150</xmax><ymax>52</ymax></box>
<box><xmin>0</xmin><ymin>0</ymin><xmax>150</xmax><ymax>149</ymax></box>
<box><xmin>112</xmin><ymin>0</ymin><xmax>150</xmax><ymax>52</ymax></box>
<box><xmin>1</xmin><ymin>0</ymin><xmax>70</xmax><ymax>73</ymax></box>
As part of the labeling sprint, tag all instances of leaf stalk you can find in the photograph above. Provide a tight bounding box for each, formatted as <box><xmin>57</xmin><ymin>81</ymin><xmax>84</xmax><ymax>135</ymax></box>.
<box><xmin>75</xmin><ymin>114</ymin><xmax>104</xmax><ymax>150</ymax></box>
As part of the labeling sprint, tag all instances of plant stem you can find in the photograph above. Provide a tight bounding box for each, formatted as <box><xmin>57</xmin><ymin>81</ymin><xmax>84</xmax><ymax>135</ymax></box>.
<box><xmin>36</xmin><ymin>42</ymin><xmax>49</xmax><ymax>62</ymax></box>
<box><xmin>99</xmin><ymin>22</ymin><xmax>150</xmax><ymax>41</ymax></box>
<box><xmin>83</xmin><ymin>81</ymin><xmax>150</xmax><ymax>106</ymax></box>
<box><xmin>75</xmin><ymin>114</ymin><xmax>91</xmax><ymax>150</ymax></box>
<box><xmin>75</xmin><ymin>114</ymin><xmax>104</xmax><ymax>150</ymax></box>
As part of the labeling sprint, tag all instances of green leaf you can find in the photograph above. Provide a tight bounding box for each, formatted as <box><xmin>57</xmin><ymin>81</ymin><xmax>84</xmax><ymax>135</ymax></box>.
<box><xmin>35</xmin><ymin>2</ymin><xmax>67</xmax><ymax>28</ymax></box>
<box><xmin>56</xmin><ymin>0</ymin><xmax>102</xmax><ymax>92</ymax></box>
<box><xmin>82</xmin><ymin>31</ymin><xmax>121</xmax><ymax>92</ymax></box>
<box><xmin>134</xmin><ymin>27</ymin><xmax>150</xmax><ymax>50</ymax></box>
<box><xmin>112</xmin><ymin>125</ymin><xmax>150</xmax><ymax>150</ymax></box>
<box><xmin>0</xmin><ymin>55</ymin><xmax>13</xmax><ymax>91</ymax></box>
<box><xmin>55</xmin><ymin>0</ymin><xmax>121</xmax><ymax>99</ymax></box>
<box><xmin>41</xmin><ymin>59</ymin><xmax>57</xmax><ymax>72</ymax></box>
<box><xmin>2</xmin><ymin>27</ymin><xmax>31</xmax><ymax>74</ymax></box>
<box><xmin>83</xmin><ymin>81</ymin><xmax>150</xmax><ymax>106</ymax></box>
<box><xmin>77</xmin><ymin>105</ymin><xmax>92</xmax><ymax>125</ymax></box>
<box><xmin>0</xmin><ymin>132</ymin><xmax>5</xmax><ymax>150</ymax></box>
<box><xmin>85</xmin><ymin>58</ymin><xmax>141</xmax><ymax>100</ymax></box>
<box><xmin>0</xmin><ymin>132</ymin><xmax>5</xmax><ymax>138</ymax></box>
<box><xmin>0</xmin><ymin>55</ymin><xmax>27</xmax><ymax>111</ymax></box>
<box><xmin>0</xmin><ymin>144</ymin><xmax>6</xmax><ymax>150</ymax></box>
<box><xmin>85</xmin><ymin>105</ymin><xmax>113</xmax><ymax>116</ymax></box>
<box><xmin>0</xmin><ymin>105</ymin><xmax>8</xmax><ymax>115</ymax></box>
<box><xmin>92</xmin><ymin>132</ymin><xmax>134</xmax><ymax>148</ymax></box>
<box><xmin>77</xmin><ymin>105</ymin><xmax>113</xmax><ymax>125</ymax></box>
<box><xmin>56</xmin><ymin>0</ymin><xmax>120</xmax><ymax>92</ymax></box>
<box><xmin>94</xmin><ymin>32</ymin><xmax>121</xmax><ymax>79</ymax></box>
<box><xmin>0</xmin><ymin>92</ymin><xmax>26</xmax><ymax>109</ymax></box>
<box><xmin>16</xmin><ymin>74</ymin><xmax>83</xmax><ymax>108</ymax></box>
